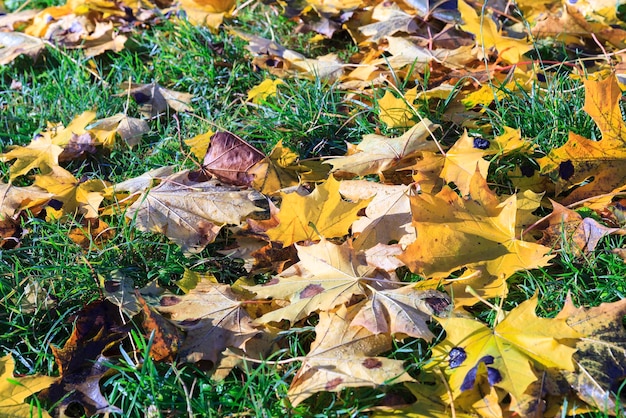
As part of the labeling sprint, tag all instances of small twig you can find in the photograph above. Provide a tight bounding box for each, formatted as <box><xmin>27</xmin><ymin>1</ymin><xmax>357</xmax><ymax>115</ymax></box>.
<box><xmin>436</xmin><ymin>368</ymin><xmax>456</xmax><ymax>418</ymax></box>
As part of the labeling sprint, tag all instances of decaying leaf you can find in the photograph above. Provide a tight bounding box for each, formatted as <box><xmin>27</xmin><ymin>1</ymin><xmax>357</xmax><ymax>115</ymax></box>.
<box><xmin>126</xmin><ymin>169</ymin><xmax>264</xmax><ymax>253</ymax></box>
<box><xmin>42</xmin><ymin>300</ymin><xmax>127</xmax><ymax>417</ymax></box>
<box><xmin>557</xmin><ymin>296</ymin><xmax>626</xmax><ymax>414</ymax></box>
<box><xmin>288</xmin><ymin>304</ymin><xmax>414</xmax><ymax>407</ymax></box>
<box><xmin>0</xmin><ymin>181</ymin><xmax>52</xmax><ymax>218</ymax></box>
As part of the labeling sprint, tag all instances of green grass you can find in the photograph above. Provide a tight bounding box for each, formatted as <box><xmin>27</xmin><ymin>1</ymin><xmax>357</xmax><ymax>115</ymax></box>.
<box><xmin>2</xmin><ymin>0</ymin><xmax>626</xmax><ymax>416</ymax></box>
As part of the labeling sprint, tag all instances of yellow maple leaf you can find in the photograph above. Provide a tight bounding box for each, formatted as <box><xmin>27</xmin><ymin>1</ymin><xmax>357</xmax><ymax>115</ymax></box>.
<box><xmin>248</xmin><ymin>140</ymin><xmax>306</xmax><ymax>195</ymax></box>
<box><xmin>458</xmin><ymin>0</ymin><xmax>532</xmax><ymax>64</ymax></box>
<box><xmin>247</xmin><ymin>78</ymin><xmax>283</xmax><ymax>104</ymax></box>
<box><xmin>440</xmin><ymin>131</ymin><xmax>490</xmax><ymax>196</ymax></box>
<box><xmin>0</xmin><ymin>354</ymin><xmax>55</xmax><ymax>418</ymax></box>
<box><xmin>399</xmin><ymin>170</ymin><xmax>553</xmax><ymax>281</ymax></box>
<box><xmin>430</xmin><ymin>294</ymin><xmax>581</xmax><ymax>409</ymax></box>
<box><xmin>179</xmin><ymin>0</ymin><xmax>236</xmax><ymax>29</ymax></box>
<box><xmin>184</xmin><ymin>131</ymin><xmax>213</xmax><ymax>160</ymax></box>
<box><xmin>266</xmin><ymin>176</ymin><xmax>371</xmax><ymax>246</ymax></box>
<box><xmin>538</xmin><ymin>74</ymin><xmax>626</xmax><ymax>204</ymax></box>
<box><xmin>40</xmin><ymin>111</ymin><xmax>96</xmax><ymax>147</ymax></box>
<box><xmin>1</xmin><ymin>136</ymin><xmax>63</xmax><ymax>180</ymax></box>
<box><xmin>34</xmin><ymin>166</ymin><xmax>108</xmax><ymax>219</ymax></box>
<box><xmin>378</xmin><ymin>87</ymin><xmax>418</xmax><ymax>128</ymax></box>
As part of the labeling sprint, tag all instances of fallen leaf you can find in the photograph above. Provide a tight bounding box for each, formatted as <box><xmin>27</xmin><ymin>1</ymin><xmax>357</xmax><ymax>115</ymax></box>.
<box><xmin>288</xmin><ymin>304</ymin><xmax>414</xmax><ymax>406</ymax></box>
<box><xmin>123</xmin><ymin>82</ymin><xmax>193</xmax><ymax>117</ymax></box>
<box><xmin>458</xmin><ymin>0</ymin><xmax>532</xmax><ymax>64</ymax></box>
<box><xmin>431</xmin><ymin>294</ymin><xmax>581</xmax><ymax>409</ymax></box>
<box><xmin>248</xmin><ymin>239</ymin><xmax>398</xmax><ymax>324</ymax></box>
<box><xmin>326</xmin><ymin>119</ymin><xmax>440</xmax><ymax>178</ymax></box>
<box><xmin>1</xmin><ymin>136</ymin><xmax>63</xmax><ymax>180</ymax></box>
<box><xmin>87</xmin><ymin>113</ymin><xmax>149</xmax><ymax>148</ymax></box>
<box><xmin>440</xmin><ymin>131</ymin><xmax>490</xmax><ymax>196</ymax></box>
<box><xmin>0</xmin><ymin>354</ymin><xmax>55</xmax><ymax>418</ymax></box>
<box><xmin>399</xmin><ymin>170</ymin><xmax>554</xmax><ymax>281</ymax></box>
<box><xmin>247</xmin><ymin>78</ymin><xmax>283</xmax><ymax>103</ymax></box>
<box><xmin>156</xmin><ymin>275</ymin><xmax>259</xmax><ymax>370</ymax></box>
<box><xmin>557</xmin><ymin>296</ymin><xmax>626</xmax><ymax>414</ymax></box>
<box><xmin>34</xmin><ymin>166</ymin><xmax>108</xmax><ymax>219</ymax></box>
<box><xmin>202</xmin><ymin>131</ymin><xmax>264</xmax><ymax>186</ymax></box>
<box><xmin>68</xmin><ymin>218</ymin><xmax>114</xmax><ymax>249</ymax></box>
<box><xmin>266</xmin><ymin>176</ymin><xmax>371</xmax><ymax>246</ymax></box>
<box><xmin>248</xmin><ymin>140</ymin><xmax>306</xmax><ymax>195</ymax></box>
<box><xmin>378</xmin><ymin>87</ymin><xmax>418</xmax><ymax>129</ymax></box>
<box><xmin>126</xmin><ymin>169</ymin><xmax>263</xmax><ymax>253</ymax></box>
<box><xmin>0</xmin><ymin>32</ymin><xmax>45</xmax><ymax>65</ymax></box>
<box><xmin>539</xmin><ymin>75</ymin><xmax>626</xmax><ymax>204</ymax></box>
<box><xmin>351</xmin><ymin>285</ymin><xmax>450</xmax><ymax>340</ymax></box>
<box><xmin>179</xmin><ymin>0</ymin><xmax>236</xmax><ymax>28</ymax></box>
<box><xmin>42</xmin><ymin>300</ymin><xmax>127</xmax><ymax>416</ymax></box>
<box><xmin>0</xmin><ymin>181</ymin><xmax>52</xmax><ymax>218</ymax></box>
<box><xmin>185</xmin><ymin>131</ymin><xmax>213</xmax><ymax>160</ymax></box>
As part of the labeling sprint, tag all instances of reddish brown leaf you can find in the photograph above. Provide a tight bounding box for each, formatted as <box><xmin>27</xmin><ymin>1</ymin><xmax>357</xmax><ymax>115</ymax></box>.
<box><xmin>203</xmin><ymin>132</ymin><xmax>264</xmax><ymax>186</ymax></box>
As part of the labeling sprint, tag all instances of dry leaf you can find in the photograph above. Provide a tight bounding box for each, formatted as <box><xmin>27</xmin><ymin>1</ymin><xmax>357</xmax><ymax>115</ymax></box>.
<box><xmin>202</xmin><ymin>131</ymin><xmax>264</xmax><ymax>186</ymax></box>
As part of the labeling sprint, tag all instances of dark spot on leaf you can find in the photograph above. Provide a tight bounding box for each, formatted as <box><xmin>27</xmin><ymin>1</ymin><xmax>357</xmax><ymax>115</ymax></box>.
<box><xmin>487</xmin><ymin>367</ymin><xmax>502</xmax><ymax>385</ymax></box>
<box><xmin>363</xmin><ymin>358</ymin><xmax>383</xmax><ymax>369</ymax></box>
<box><xmin>520</xmin><ymin>163</ymin><xmax>535</xmax><ymax>177</ymax></box>
<box><xmin>132</xmin><ymin>92</ymin><xmax>151</xmax><ymax>104</ymax></box>
<box><xmin>48</xmin><ymin>199</ymin><xmax>63</xmax><ymax>210</ymax></box>
<box><xmin>473</xmin><ymin>137</ymin><xmax>490</xmax><ymax>150</ymax></box>
<box><xmin>300</xmin><ymin>284</ymin><xmax>324</xmax><ymax>298</ymax></box>
<box><xmin>478</xmin><ymin>355</ymin><xmax>495</xmax><ymax>365</ymax></box>
<box><xmin>449</xmin><ymin>347</ymin><xmax>467</xmax><ymax>368</ymax></box>
<box><xmin>425</xmin><ymin>296</ymin><xmax>451</xmax><ymax>315</ymax></box>
<box><xmin>160</xmin><ymin>296</ymin><xmax>181</xmax><ymax>306</ymax></box>
<box><xmin>460</xmin><ymin>365</ymin><xmax>477</xmax><ymax>391</ymax></box>
<box><xmin>559</xmin><ymin>160</ymin><xmax>575</xmax><ymax>180</ymax></box>
<box><xmin>325</xmin><ymin>377</ymin><xmax>343</xmax><ymax>390</ymax></box>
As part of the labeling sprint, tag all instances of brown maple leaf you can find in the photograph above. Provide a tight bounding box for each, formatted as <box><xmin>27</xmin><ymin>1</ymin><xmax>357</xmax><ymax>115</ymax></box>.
<box><xmin>202</xmin><ymin>131</ymin><xmax>264</xmax><ymax>186</ymax></box>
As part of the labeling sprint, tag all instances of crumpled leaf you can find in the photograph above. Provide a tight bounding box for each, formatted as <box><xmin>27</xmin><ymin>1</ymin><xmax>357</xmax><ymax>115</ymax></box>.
<box><xmin>202</xmin><ymin>131</ymin><xmax>264</xmax><ymax>186</ymax></box>
<box><xmin>41</xmin><ymin>300</ymin><xmax>127</xmax><ymax>417</ymax></box>
<box><xmin>126</xmin><ymin>169</ymin><xmax>263</xmax><ymax>253</ymax></box>
<box><xmin>247</xmin><ymin>239</ymin><xmax>397</xmax><ymax>324</ymax></box>
<box><xmin>431</xmin><ymin>294</ymin><xmax>581</xmax><ymax>409</ymax></box>
<box><xmin>0</xmin><ymin>354</ymin><xmax>55</xmax><ymax>418</ymax></box>
<box><xmin>288</xmin><ymin>304</ymin><xmax>414</xmax><ymax>407</ymax></box>
<box><xmin>557</xmin><ymin>296</ymin><xmax>626</xmax><ymax>414</ymax></box>
<box><xmin>266</xmin><ymin>176</ymin><xmax>371</xmax><ymax>246</ymax></box>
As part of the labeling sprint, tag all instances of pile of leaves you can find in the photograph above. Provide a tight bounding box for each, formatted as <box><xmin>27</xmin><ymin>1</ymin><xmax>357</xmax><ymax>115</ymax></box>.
<box><xmin>3</xmin><ymin>0</ymin><xmax>626</xmax><ymax>416</ymax></box>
